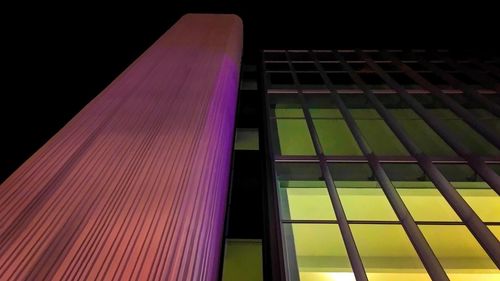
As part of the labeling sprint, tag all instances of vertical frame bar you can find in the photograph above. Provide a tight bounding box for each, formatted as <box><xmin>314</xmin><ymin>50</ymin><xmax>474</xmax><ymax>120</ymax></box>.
<box><xmin>261</xmin><ymin>50</ymin><xmax>287</xmax><ymax>281</ymax></box>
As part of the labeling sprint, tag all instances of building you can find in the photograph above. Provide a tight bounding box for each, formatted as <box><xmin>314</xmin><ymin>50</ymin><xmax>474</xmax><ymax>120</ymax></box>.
<box><xmin>1</xmin><ymin>15</ymin><xmax>500</xmax><ymax>281</ymax></box>
<box><xmin>255</xmin><ymin>49</ymin><xmax>500</xmax><ymax>281</ymax></box>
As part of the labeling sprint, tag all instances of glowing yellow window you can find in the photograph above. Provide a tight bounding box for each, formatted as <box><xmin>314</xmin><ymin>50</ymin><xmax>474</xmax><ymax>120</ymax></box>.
<box><xmin>350</xmin><ymin>224</ymin><xmax>431</xmax><ymax>281</ymax></box>
<box><xmin>392</xmin><ymin>181</ymin><xmax>460</xmax><ymax>222</ymax></box>
<box><xmin>436</xmin><ymin>164</ymin><xmax>500</xmax><ymax>222</ymax></box>
<box><xmin>419</xmin><ymin>225</ymin><xmax>500</xmax><ymax>281</ymax></box>
<box><xmin>279</xmin><ymin>180</ymin><xmax>335</xmax><ymax>220</ymax></box>
<box><xmin>335</xmin><ymin>181</ymin><xmax>398</xmax><ymax>221</ymax></box>
<box><xmin>283</xmin><ymin>223</ymin><xmax>354</xmax><ymax>281</ymax></box>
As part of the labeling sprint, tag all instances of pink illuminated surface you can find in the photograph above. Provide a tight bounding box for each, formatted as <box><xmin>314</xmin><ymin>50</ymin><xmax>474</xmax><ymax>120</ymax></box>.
<box><xmin>0</xmin><ymin>14</ymin><xmax>242</xmax><ymax>281</ymax></box>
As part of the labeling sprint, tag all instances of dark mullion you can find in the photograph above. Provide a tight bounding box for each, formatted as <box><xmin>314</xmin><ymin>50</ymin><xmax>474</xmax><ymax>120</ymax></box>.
<box><xmin>313</xmin><ymin>51</ymin><xmax>450</xmax><ymax>281</ymax></box>
<box><xmin>285</xmin><ymin>50</ymin><xmax>369</xmax><ymax>281</ymax></box>
<box><xmin>268</xmin><ymin>118</ymin><xmax>282</xmax><ymax>157</ymax></box>
<box><xmin>355</xmin><ymin>50</ymin><xmax>500</xmax><ymax>267</ymax></box>
<box><xmin>381</xmin><ymin>50</ymin><xmax>500</xmax><ymax>149</ymax></box>
<box><xmin>433</xmin><ymin>51</ymin><xmax>500</xmax><ymax>92</ymax></box>
<box><xmin>262</xmin><ymin>52</ymin><xmax>288</xmax><ymax>281</ymax></box>
<box><xmin>411</xmin><ymin>51</ymin><xmax>500</xmax><ymax>117</ymax></box>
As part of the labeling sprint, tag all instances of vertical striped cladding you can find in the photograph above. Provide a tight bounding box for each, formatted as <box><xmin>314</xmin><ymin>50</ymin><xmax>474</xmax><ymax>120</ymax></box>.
<box><xmin>0</xmin><ymin>14</ymin><xmax>243</xmax><ymax>281</ymax></box>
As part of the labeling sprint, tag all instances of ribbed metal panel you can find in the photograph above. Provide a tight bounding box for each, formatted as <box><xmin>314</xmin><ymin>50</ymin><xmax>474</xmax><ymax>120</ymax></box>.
<box><xmin>0</xmin><ymin>13</ymin><xmax>242</xmax><ymax>281</ymax></box>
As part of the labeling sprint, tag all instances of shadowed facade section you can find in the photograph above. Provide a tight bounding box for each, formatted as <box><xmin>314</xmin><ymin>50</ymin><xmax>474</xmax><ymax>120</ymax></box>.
<box><xmin>0</xmin><ymin>14</ymin><xmax>242</xmax><ymax>281</ymax></box>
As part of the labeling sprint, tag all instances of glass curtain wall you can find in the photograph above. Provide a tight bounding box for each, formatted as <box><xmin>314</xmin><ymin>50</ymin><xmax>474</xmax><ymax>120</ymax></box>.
<box><xmin>264</xmin><ymin>49</ymin><xmax>500</xmax><ymax>281</ymax></box>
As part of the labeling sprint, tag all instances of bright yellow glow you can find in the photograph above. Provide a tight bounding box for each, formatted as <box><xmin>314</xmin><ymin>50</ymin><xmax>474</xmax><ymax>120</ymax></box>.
<box><xmin>284</xmin><ymin>188</ymin><xmax>335</xmax><ymax>220</ymax></box>
<box><xmin>419</xmin><ymin>225</ymin><xmax>499</xmax><ymax>280</ymax></box>
<box><xmin>395</xmin><ymin>186</ymin><xmax>460</xmax><ymax>222</ymax></box>
<box><xmin>452</xmin><ymin>182</ymin><xmax>500</xmax><ymax>222</ymax></box>
<box><xmin>350</xmin><ymin>224</ymin><xmax>432</xmax><ymax>281</ymax></box>
<box><xmin>487</xmin><ymin>225</ymin><xmax>500</xmax><ymax>240</ymax></box>
<box><xmin>335</xmin><ymin>181</ymin><xmax>398</xmax><ymax>221</ymax></box>
<box><xmin>299</xmin><ymin>272</ymin><xmax>355</xmax><ymax>281</ymax></box>
<box><xmin>337</xmin><ymin>188</ymin><xmax>398</xmax><ymax>221</ymax></box>
<box><xmin>285</xmin><ymin>224</ymin><xmax>353</xmax><ymax>278</ymax></box>
<box><xmin>297</xmin><ymin>272</ymin><xmax>355</xmax><ymax>281</ymax></box>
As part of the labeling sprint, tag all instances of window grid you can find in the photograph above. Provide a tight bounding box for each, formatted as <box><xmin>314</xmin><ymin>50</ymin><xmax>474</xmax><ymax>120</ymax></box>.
<box><xmin>282</xmin><ymin>50</ymin><xmax>368</xmax><ymax>281</ymax></box>
<box><xmin>264</xmin><ymin>49</ymin><xmax>500</xmax><ymax>281</ymax></box>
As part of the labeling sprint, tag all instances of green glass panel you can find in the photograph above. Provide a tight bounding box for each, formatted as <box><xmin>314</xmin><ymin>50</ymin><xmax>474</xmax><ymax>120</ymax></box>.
<box><xmin>222</xmin><ymin>240</ymin><xmax>263</xmax><ymax>281</ymax></box>
<box><xmin>284</xmin><ymin>223</ymin><xmax>353</xmax><ymax>281</ymax></box>
<box><xmin>351</xmin><ymin>109</ymin><xmax>409</xmax><ymax>156</ymax></box>
<box><xmin>276</xmin><ymin>119</ymin><xmax>316</xmax><ymax>155</ymax></box>
<box><xmin>430</xmin><ymin>109</ymin><xmax>500</xmax><ymax>156</ymax></box>
<box><xmin>335</xmin><ymin>181</ymin><xmax>398</xmax><ymax>221</ymax></box>
<box><xmin>350</xmin><ymin>108</ymin><xmax>382</xmax><ymax>119</ymax></box>
<box><xmin>329</xmin><ymin>162</ymin><xmax>373</xmax><ymax>181</ymax></box>
<box><xmin>275</xmin><ymin>108</ymin><xmax>304</xmax><ymax>118</ymax></box>
<box><xmin>435</xmin><ymin>164</ymin><xmax>481</xmax><ymax>183</ymax></box>
<box><xmin>419</xmin><ymin>225</ymin><xmax>499</xmax><ymax>280</ymax></box>
<box><xmin>279</xmin><ymin>181</ymin><xmax>335</xmax><ymax>220</ymax></box>
<box><xmin>234</xmin><ymin>128</ymin><xmax>259</xmax><ymax>150</ymax></box>
<box><xmin>313</xmin><ymin>119</ymin><xmax>363</xmax><ymax>156</ymax></box>
<box><xmin>351</xmin><ymin>224</ymin><xmax>431</xmax><ymax>281</ymax></box>
<box><xmin>309</xmin><ymin>108</ymin><xmax>343</xmax><ymax>118</ymax></box>
<box><xmin>390</xmin><ymin>109</ymin><xmax>457</xmax><ymax>156</ymax></box>
<box><xmin>470</xmin><ymin>109</ymin><xmax>500</xmax><ymax>136</ymax></box>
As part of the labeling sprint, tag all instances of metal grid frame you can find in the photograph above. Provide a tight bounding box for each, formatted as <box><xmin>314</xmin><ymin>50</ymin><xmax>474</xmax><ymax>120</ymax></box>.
<box><xmin>262</xmin><ymin>49</ymin><xmax>500</xmax><ymax>281</ymax></box>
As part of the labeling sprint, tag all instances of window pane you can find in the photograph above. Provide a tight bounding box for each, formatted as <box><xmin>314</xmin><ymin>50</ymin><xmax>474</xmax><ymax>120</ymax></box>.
<box><xmin>222</xmin><ymin>240</ymin><xmax>263</xmax><ymax>281</ymax></box>
<box><xmin>419</xmin><ymin>225</ymin><xmax>499</xmax><ymax>280</ymax></box>
<box><xmin>276</xmin><ymin>163</ymin><xmax>335</xmax><ymax>221</ymax></box>
<box><xmin>350</xmin><ymin>224</ymin><xmax>431</xmax><ymax>281</ymax></box>
<box><xmin>456</xmin><ymin>188</ymin><xmax>500</xmax><ymax>222</ymax></box>
<box><xmin>451</xmin><ymin>94</ymin><xmax>500</xmax><ymax>136</ymax></box>
<box><xmin>307</xmin><ymin>94</ymin><xmax>363</xmax><ymax>156</ymax></box>
<box><xmin>396</xmin><ymin>188</ymin><xmax>460</xmax><ymax>222</ymax></box>
<box><xmin>313</xmin><ymin>119</ymin><xmax>363</xmax><ymax>156</ymax></box>
<box><xmin>283</xmin><ymin>223</ymin><xmax>353</xmax><ymax>281</ymax></box>
<box><xmin>330</xmin><ymin>163</ymin><xmax>398</xmax><ymax>221</ymax></box>
<box><xmin>413</xmin><ymin>94</ymin><xmax>500</xmax><ymax>156</ymax></box>
<box><xmin>329</xmin><ymin>162</ymin><xmax>372</xmax><ymax>181</ymax></box>
<box><xmin>441</xmin><ymin>111</ymin><xmax>500</xmax><ymax>156</ymax></box>
<box><xmin>276</xmin><ymin>119</ymin><xmax>315</xmax><ymax>155</ymax></box>
<box><xmin>383</xmin><ymin>164</ymin><xmax>460</xmax><ymax>222</ymax></box>
<box><xmin>350</xmin><ymin>109</ymin><xmax>409</xmax><ymax>156</ymax></box>
<box><xmin>336</xmin><ymin>182</ymin><xmax>398</xmax><ymax>221</ymax></box>
<box><xmin>436</xmin><ymin>164</ymin><xmax>500</xmax><ymax>222</ymax></box>
<box><xmin>279</xmin><ymin>181</ymin><xmax>335</xmax><ymax>221</ymax></box>
<box><xmin>389</xmin><ymin>108</ymin><xmax>457</xmax><ymax>156</ymax></box>
<box><xmin>269</xmin><ymin>94</ymin><xmax>303</xmax><ymax>118</ymax></box>
<box><xmin>309</xmin><ymin>108</ymin><xmax>342</xmax><ymax>118</ymax></box>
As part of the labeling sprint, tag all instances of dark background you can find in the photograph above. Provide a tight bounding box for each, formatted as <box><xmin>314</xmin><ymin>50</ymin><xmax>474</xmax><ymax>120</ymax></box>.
<box><xmin>2</xmin><ymin>2</ymin><xmax>499</xmax><ymax>181</ymax></box>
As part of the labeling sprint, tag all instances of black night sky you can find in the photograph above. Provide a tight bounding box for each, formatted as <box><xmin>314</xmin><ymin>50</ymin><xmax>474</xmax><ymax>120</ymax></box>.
<box><xmin>2</xmin><ymin>2</ymin><xmax>499</xmax><ymax>181</ymax></box>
